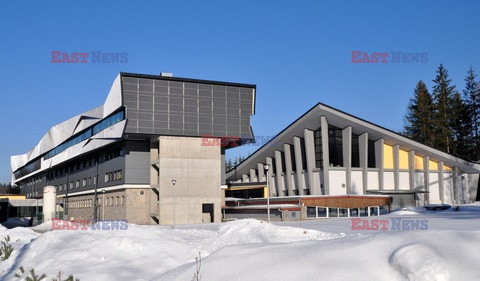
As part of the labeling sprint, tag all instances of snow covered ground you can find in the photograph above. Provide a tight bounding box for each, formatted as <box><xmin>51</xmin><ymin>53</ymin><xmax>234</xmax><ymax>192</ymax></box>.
<box><xmin>1</xmin><ymin>204</ymin><xmax>480</xmax><ymax>281</ymax></box>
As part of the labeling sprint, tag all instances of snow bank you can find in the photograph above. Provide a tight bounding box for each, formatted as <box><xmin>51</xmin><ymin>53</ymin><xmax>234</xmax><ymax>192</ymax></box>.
<box><xmin>160</xmin><ymin>230</ymin><xmax>480</xmax><ymax>281</ymax></box>
<box><xmin>1</xmin><ymin>207</ymin><xmax>480</xmax><ymax>280</ymax></box>
<box><xmin>0</xmin><ymin>219</ymin><xmax>340</xmax><ymax>281</ymax></box>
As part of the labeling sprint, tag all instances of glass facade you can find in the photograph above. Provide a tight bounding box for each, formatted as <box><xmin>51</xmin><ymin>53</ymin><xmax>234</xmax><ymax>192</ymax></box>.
<box><xmin>14</xmin><ymin>159</ymin><xmax>41</xmax><ymax>179</ymax></box>
<box><xmin>328</xmin><ymin>125</ymin><xmax>343</xmax><ymax>167</ymax></box>
<box><xmin>44</xmin><ymin>110</ymin><xmax>125</xmax><ymax>160</ymax></box>
<box><xmin>352</xmin><ymin>133</ymin><xmax>360</xmax><ymax>168</ymax></box>
<box><xmin>368</xmin><ymin>139</ymin><xmax>376</xmax><ymax>168</ymax></box>
<box><xmin>314</xmin><ymin>128</ymin><xmax>323</xmax><ymax>168</ymax></box>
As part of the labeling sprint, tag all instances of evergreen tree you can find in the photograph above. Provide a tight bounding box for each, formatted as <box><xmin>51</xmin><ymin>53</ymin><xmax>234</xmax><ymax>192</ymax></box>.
<box><xmin>463</xmin><ymin>67</ymin><xmax>480</xmax><ymax>161</ymax></box>
<box><xmin>431</xmin><ymin>64</ymin><xmax>456</xmax><ymax>153</ymax></box>
<box><xmin>450</xmin><ymin>91</ymin><xmax>472</xmax><ymax>159</ymax></box>
<box><xmin>225</xmin><ymin>159</ymin><xmax>233</xmax><ymax>171</ymax></box>
<box><xmin>403</xmin><ymin>80</ymin><xmax>435</xmax><ymax>146</ymax></box>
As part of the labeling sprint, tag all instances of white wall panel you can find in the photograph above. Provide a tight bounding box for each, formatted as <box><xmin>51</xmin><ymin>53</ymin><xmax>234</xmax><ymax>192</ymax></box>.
<box><xmin>351</xmin><ymin>170</ymin><xmax>363</xmax><ymax>195</ymax></box>
<box><xmin>367</xmin><ymin>171</ymin><xmax>379</xmax><ymax>190</ymax></box>
<box><xmin>329</xmin><ymin>170</ymin><xmax>347</xmax><ymax>195</ymax></box>
<box><xmin>383</xmin><ymin>171</ymin><xmax>395</xmax><ymax>190</ymax></box>
<box><xmin>429</xmin><ymin>173</ymin><xmax>440</xmax><ymax>203</ymax></box>
<box><xmin>399</xmin><ymin>171</ymin><xmax>410</xmax><ymax>190</ymax></box>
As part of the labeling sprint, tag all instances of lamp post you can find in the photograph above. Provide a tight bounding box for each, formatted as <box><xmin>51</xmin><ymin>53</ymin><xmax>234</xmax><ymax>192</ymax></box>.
<box><xmin>171</xmin><ymin>179</ymin><xmax>177</xmax><ymax>227</ymax></box>
<box><xmin>263</xmin><ymin>164</ymin><xmax>270</xmax><ymax>223</ymax></box>
<box><xmin>102</xmin><ymin>189</ymin><xmax>105</xmax><ymax>220</ymax></box>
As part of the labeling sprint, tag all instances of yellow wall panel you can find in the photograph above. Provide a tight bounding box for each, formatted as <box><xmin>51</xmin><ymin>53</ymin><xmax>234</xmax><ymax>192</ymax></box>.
<box><xmin>383</xmin><ymin>144</ymin><xmax>394</xmax><ymax>169</ymax></box>
<box><xmin>414</xmin><ymin>155</ymin><xmax>424</xmax><ymax>170</ymax></box>
<box><xmin>399</xmin><ymin>149</ymin><xmax>409</xmax><ymax>170</ymax></box>
<box><xmin>444</xmin><ymin>165</ymin><xmax>452</xmax><ymax>171</ymax></box>
<box><xmin>429</xmin><ymin>160</ymin><xmax>438</xmax><ymax>170</ymax></box>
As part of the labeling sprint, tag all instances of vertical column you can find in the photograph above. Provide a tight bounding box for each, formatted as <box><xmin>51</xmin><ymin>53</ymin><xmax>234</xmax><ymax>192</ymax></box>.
<box><xmin>439</xmin><ymin>161</ymin><xmax>444</xmax><ymax>204</ymax></box>
<box><xmin>284</xmin><ymin>143</ymin><xmax>294</xmax><ymax>196</ymax></box>
<box><xmin>342</xmin><ymin>126</ymin><xmax>352</xmax><ymax>194</ymax></box>
<box><xmin>408</xmin><ymin>150</ymin><xmax>415</xmax><ymax>190</ymax></box>
<box><xmin>257</xmin><ymin>163</ymin><xmax>265</xmax><ymax>182</ymax></box>
<box><xmin>375</xmin><ymin>139</ymin><xmax>384</xmax><ymax>190</ymax></box>
<box><xmin>249</xmin><ymin>169</ymin><xmax>257</xmax><ymax>182</ymax></box>
<box><xmin>359</xmin><ymin>133</ymin><xmax>368</xmax><ymax>194</ymax></box>
<box><xmin>304</xmin><ymin>129</ymin><xmax>320</xmax><ymax>195</ymax></box>
<box><xmin>293</xmin><ymin>136</ymin><xmax>305</xmax><ymax>195</ymax></box>
<box><xmin>266</xmin><ymin>157</ymin><xmax>277</xmax><ymax>196</ymax></box>
<box><xmin>321</xmin><ymin>116</ymin><xmax>330</xmax><ymax>195</ymax></box>
<box><xmin>393</xmin><ymin>144</ymin><xmax>400</xmax><ymax>190</ymax></box>
<box><xmin>453</xmin><ymin>166</ymin><xmax>458</xmax><ymax>204</ymax></box>
<box><xmin>423</xmin><ymin>156</ymin><xmax>430</xmax><ymax>203</ymax></box>
<box><xmin>274</xmin><ymin>150</ymin><xmax>285</xmax><ymax>196</ymax></box>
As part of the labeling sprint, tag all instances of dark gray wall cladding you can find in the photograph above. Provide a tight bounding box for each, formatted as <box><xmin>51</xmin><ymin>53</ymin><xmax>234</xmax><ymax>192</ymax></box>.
<box><xmin>124</xmin><ymin>140</ymin><xmax>149</xmax><ymax>184</ymax></box>
<box><xmin>122</xmin><ymin>75</ymin><xmax>254</xmax><ymax>139</ymax></box>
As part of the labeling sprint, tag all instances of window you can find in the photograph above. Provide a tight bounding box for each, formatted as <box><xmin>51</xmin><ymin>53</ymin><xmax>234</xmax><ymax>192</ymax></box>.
<box><xmin>105</xmin><ymin>148</ymin><xmax>123</xmax><ymax>161</ymax></box>
<box><xmin>44</xmin><ymin>110</ymin><xmax>124</xmax><ymax>160</ymax></box>
<box><xmin>88</xmin><ymin>177</ymin><xmax>91</xmax><ymax>186</ymax></box>
<box><xmin>328</xmin><ymin>125</ymin><xmax>343</xmax><ymax>167</ymax></box>
<box><xmin>352</xmin><ymin>133</ymin><xmax>360</xmax><ymax>168</ymax></box>
<box><xmin>76</xmin><ymin>180</ymin><xmax>80</xmax><ymax>188</ymax></box>
<box><xmin>105</xmin><ymin>170</ymin><xmax>122</xmax><ymax>183</ymax></box>
<box><xmin>368</xmin><ymin>140</ymin><xmax>376</xmax><ymax>168</ymax></box>
<box><xmin>314</xmin><ymin>128</ymin><xmax>323</xmax><ymax>168</ymax></box>
<box><xmin>290</xmin><ymin>145</ymin><xmax>297</xmax><ymax>171</ymax></box>
<box><xmin>300</xmin><ymin>137</ymin><xmax>307</xmax><ymax>170</ymax></box>
<box><xmin>83</xmin><ymin>178</ymin><xmax>87</xmax><ymax>187</ymax></box>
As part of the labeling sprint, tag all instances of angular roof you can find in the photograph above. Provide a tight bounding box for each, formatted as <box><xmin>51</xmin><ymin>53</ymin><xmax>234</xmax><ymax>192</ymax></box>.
<box><xmin>227</xmin><ymin>102</ymin><xmax>480</xmax><ymax>180</ymax></box>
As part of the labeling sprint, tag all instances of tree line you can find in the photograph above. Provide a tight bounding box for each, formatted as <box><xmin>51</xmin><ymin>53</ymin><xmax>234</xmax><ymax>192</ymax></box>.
<box><xmin>0</xmin><ymin>183</ymin><xmax>19</xmax><ymax>194</ymax></box>
<box><xmin>403</xmin><ymin>64</ymin><xmax>480</xmax><ymax>162</ymax></box>
<box><xmin>225</xmin><ymin>156</ymin><xmax>248</xmax><ymax>171</ymax></box>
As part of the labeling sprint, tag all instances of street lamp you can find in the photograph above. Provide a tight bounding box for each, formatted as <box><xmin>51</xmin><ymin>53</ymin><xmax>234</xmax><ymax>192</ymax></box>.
<box><xmin>171</xmin><ymin>179</ymin><xmax>176</xmax><ymax>227</ymax></box>
<box><xmin>102</xmin><ymin>189</ymin><xmax>106</xmax><ymax>220</ymax></box>
<box><xmin>263</xmin><ymin>164</ymin><xmax>270</xmax><ymax>223</ymax></box>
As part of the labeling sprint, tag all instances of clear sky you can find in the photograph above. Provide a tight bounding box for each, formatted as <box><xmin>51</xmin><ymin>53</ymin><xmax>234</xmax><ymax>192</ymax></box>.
<box><xmin>1</xmin><ymin>0</ymin><xmax>479</xmax><ymax>183</ymax></box>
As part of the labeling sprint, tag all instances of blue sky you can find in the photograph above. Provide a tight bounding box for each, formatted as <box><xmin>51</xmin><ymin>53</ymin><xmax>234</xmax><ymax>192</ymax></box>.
<box><xmin>1</xmin><ymin>0</ymin><xmax>479</xmax><ymax>183</ymax></box>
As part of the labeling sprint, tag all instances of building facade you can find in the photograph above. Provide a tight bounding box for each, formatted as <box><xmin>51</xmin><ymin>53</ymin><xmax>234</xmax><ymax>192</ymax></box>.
<box><xmin>227</xmin><ymin>103</ymin><xmax>480</xmax><ymax>209</ymax></box>
<box><xmin>11</xmin><ymin>72</ymin><xmax>256</xmax><ymax>224</ymax></box>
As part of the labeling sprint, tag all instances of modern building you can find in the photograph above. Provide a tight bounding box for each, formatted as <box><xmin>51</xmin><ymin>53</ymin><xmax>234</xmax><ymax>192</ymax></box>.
<box><xmin>11</xmin><ymin>72</ymin><xmax>256</xmax><ymax>224</ymax></box>
<box><xmin>226</xmin><ymin>103</ymin><xmax>480</xmax><ymax>211</ymax></box>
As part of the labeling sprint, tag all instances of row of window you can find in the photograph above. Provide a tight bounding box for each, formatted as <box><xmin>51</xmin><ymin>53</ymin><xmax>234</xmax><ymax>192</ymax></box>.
<box><xmin>14</xmin><ymin>159</ymin><xmax>41</xmax><ymax>180</ymax></box>
<box><xmin>69</xmin><ymin>195</ymin><xmax>125</xmax><ymax>208</ymax></box>
<box><xmin>105</xmin><ymin>170</ymin><xmax>122</xmax><ymax>183</ymax></box>
<box><xmin>44</xmin><ymin>110</ymin><xmax>125</xmax><ymax>160</ymax></box>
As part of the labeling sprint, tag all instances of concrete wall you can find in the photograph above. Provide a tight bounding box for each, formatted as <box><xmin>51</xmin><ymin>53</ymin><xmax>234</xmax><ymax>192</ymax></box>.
<box><xmin>154</xmin><ymin>136</ymin><xmax>222</xmax><ymax>224</ymax></box>
<box><xmin>351</xmin><ymin>170</ymin><xmax>363</xmax><ymax>195</ymax></box>
<box><xmin>329</xmin><ymin>170</ymin><xmax>346</xmax><ymax>195</ymax></box>
<box><xmin>125</xmin><ymin>188</ymin><xmax>151</xmax><ymax>224</ymax></box>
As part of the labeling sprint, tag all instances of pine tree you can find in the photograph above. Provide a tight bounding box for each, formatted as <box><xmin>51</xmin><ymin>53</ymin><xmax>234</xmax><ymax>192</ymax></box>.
<box><xmin>403</xmin><ymin>80</ymin><xmax>435</xmax><ymax>146</ymax></box>
<box><xmin>431</xmin><ymin>64</ymin><xmax>456</xmax><ymax>153</ymax></box>
<box><xmin>463</xmin><ymin>67</ymin><xmax>480</xmax><ymax>161</ymax></box>
<box><xmin>450</xmin><ymin>91</ymin><xmax>472</xmax><ymax>159</ymax></box>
